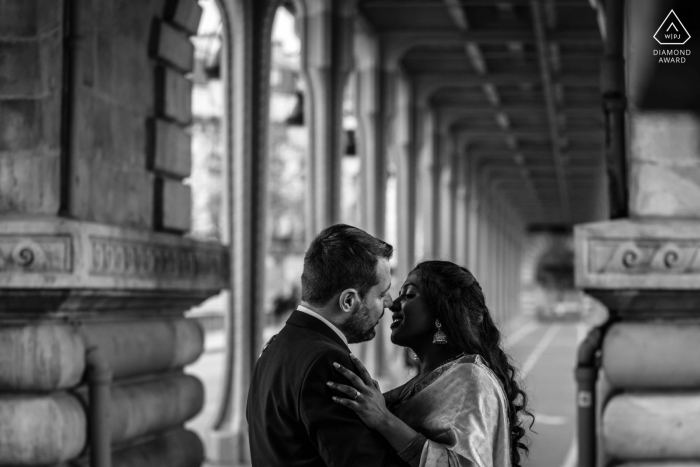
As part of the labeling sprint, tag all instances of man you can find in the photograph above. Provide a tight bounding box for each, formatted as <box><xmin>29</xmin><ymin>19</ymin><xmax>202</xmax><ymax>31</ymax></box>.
<box><xmin>247</xmin><ymin>224</ymin><xmax>407</xmax><ymax>467</ymax></box>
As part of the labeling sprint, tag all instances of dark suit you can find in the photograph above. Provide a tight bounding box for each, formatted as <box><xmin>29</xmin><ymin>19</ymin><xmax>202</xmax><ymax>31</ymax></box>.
<box><xmin>247</xmin><ymin>310</ymin><xmax>408</xmax><ymax>467</ymax></box>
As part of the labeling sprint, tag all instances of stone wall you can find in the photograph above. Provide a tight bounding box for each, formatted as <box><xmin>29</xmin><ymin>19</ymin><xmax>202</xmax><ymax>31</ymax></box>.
<box><xmin>0</xmin><ymin>0</ymin><xmax>63</xmax><ymax>215</ymax></box>
<box><xmin>573</xmin><ymin>3</ymin><xmax>700</xmax><ymax>463</ymax></box>
<box><xmin>0</xmin><ymin>1</ymin><xmax>224</xmax><ymax>465</ymax></box>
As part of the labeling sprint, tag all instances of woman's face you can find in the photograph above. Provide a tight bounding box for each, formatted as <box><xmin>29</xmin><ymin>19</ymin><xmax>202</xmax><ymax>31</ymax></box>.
<box><xmin>389</xmin><ymin>270</ymin><xmax>434</xmax><ymax>348</ymax></box>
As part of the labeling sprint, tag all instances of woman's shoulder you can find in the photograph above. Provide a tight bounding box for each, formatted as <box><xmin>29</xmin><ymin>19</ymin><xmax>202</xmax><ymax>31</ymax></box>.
<box><xmin>452</xmin><ymin>355</ymin><xmax>507</xmax><ymax>398</ymax></box>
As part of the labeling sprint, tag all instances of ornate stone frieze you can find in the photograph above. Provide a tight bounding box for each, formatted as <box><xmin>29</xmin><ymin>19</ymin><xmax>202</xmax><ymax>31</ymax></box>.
<box><xmin>0</xmin><ymin>236</ymin><xmax>72</xmax><ymax>272</ymax></box>
<box><xmin>0</xmin><ymin>217</ymin><xmax>228</xmax><ymax>291</ymax></box>
<box><xmin>575</xmin><ymin>219</ymin><xmax>700</xmax><ymax>314</ymax></box>
<box><xmin>588</xmin><ymin>239</ymin><xmax>700</xmax><ymax>275</ymax></box>
<box><xmin>89</xmin><ymin>237</ymin><xmax>224</xmax><ymax>279</ymax></box>
<box><xmin>576</xmin><ymin>219</ymin><xmax>700</xmax><ymax>291</ymax></box>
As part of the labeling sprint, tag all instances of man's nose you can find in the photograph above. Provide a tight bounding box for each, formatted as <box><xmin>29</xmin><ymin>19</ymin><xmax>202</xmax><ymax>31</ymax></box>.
<box><xmin>383</xmin><ymin>292</ymin><xmax>393</xmax><ymax>308</ymax></box>
<box><xmin>388</xmin><ymin>296</ymin><xmax>401</xmax><ymax>312</ymax></box>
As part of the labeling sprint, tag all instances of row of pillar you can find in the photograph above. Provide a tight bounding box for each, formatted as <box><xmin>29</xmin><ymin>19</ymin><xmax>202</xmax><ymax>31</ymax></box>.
<box><xmin>208</xmin><ymin>0</ymin><xmax>527</xmax><ymax>463</ymax></box>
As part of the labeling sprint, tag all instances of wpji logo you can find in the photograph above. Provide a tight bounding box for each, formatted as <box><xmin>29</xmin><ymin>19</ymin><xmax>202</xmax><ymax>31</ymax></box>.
<box><xmin>653</xmin><ymin>10</ymin><xmax>690</xmax><ymax>45</ymax></box>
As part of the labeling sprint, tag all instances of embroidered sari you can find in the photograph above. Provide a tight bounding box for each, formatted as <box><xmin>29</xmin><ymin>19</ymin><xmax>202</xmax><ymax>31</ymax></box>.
<box><xmin>384</xmin><ymin>355</ymin><xmax>511</xmax><ymax>467</ymax></box>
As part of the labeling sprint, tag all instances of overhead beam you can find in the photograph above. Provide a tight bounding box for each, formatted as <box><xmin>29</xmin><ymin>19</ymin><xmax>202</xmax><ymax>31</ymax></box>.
<box><xmin>413</xmin><ymin>71</ymin><xmax>599</xmax><ymax>87</ymax></box>
<box><xmin>363</xmin><ymin>1</ymin><xmax>594</xmax><ymax>7</ymax></box>
<box><xmin>381</xmin><ymin>30</ymin><xmax>602</xmax><ymax>45</ymax></box>
<box><xmin>471</xmin><ymin>158</ymin><xmax>602</xmax><ymax>172</ymax></box>
<box><xmin>404</xmin><ymin>50</ymin><xmax>601</xmax><ymax>61</ymax></box>
<box><xmin>443</xmin><ymin>0</ymin><xmax>469</xmax><ymax>29</ymax></box>
<box><xmin>530</xmin><ymin>0</ymin><xmax>571</xmax><ymax>222</ymax></box>
<box><xmin>450</xmin><ymin>126</ymin><xmax>602</xmax><ymax>139</ymax></box>
<box><xmin>433</xmin><ymin>104</ymin><xmax>602</xmax><ymax>116</ymax></box>
<box><xmin>439</xmin><ymin>0</ymin><xmax>545</xmax><ymax>218</ymax></box>
<box><xmin>414</xmin><ymin>73</ymin><xmax>599</xmax><ymax>104</ymax></box>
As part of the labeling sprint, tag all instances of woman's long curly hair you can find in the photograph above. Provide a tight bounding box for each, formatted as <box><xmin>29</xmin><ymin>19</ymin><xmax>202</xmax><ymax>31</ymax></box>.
<box><xmin>411</xmin><ymin>260</ymin><xmax>533</xmax><ymax>466</ymax></box>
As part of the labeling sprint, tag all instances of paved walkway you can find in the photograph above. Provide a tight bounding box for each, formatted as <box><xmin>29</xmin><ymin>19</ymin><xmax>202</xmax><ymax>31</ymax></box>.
<box><xmin>506</xmin><ymin>320</ymin><xmax>587</xmax><ymax>467</ymax></box>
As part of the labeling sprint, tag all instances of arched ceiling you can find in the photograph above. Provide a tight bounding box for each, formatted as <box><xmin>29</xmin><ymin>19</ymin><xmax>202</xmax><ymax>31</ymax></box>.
<box><xmin>358</xmin><ymin>0</ymin><xmax>606</xmax><ymax>227</ymax></box>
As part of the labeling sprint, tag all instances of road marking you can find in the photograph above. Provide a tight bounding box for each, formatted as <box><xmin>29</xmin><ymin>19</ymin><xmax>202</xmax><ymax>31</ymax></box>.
<box><xmin>576</xmin><ymin>322</ymin><xmax>587</xmax><ymax>344</ymax></box>
<box><xmin>506</xmin><ymin>321</ymin><xmax>539</xmax><ymax>347</ymax></box>
<box><xmin>560</xmin><ymin>436</ymin><xmax>577</xmax><ymax>467</ymax></box>
<box><xmin>533</xmin><ymin>413</ymin><xmax>567</xmax><ymax>425</ymax></box>
<box><xmin>521</xmin><ymin>324</ymin><xmax>561</xmax><ymax>377</ymax></box>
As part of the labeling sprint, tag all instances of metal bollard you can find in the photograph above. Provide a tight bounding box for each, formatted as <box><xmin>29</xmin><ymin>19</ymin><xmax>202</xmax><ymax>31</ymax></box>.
<box><xmin>575</xmin><ymin>326</ymin><xmax>605</xmax><ymax>467</ymax></box>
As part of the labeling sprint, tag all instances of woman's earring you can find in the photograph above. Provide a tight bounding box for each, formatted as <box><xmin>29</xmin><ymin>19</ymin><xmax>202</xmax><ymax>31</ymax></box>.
<box><xmin>433</xmin><ymin>319</ymin><xmax>448</xmax><ymax>345</ymax></box>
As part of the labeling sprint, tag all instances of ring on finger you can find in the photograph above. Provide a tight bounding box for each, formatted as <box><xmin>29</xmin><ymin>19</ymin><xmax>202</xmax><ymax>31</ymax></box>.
<box><xmin>353</xmin><ymin>390</ymin><xmax>360</xmax><ymax>400</ymax></box>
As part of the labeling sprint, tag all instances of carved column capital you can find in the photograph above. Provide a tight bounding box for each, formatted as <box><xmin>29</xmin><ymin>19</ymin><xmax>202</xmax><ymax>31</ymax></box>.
<box><xmin>575</xmin><ymin>218</ymin><xmax>700</xmax><ymax>315</ymax></box>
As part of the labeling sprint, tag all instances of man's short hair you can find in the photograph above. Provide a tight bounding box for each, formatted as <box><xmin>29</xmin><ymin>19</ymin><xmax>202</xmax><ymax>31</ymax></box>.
<box><xmin>301</xmin><ymin>224</ymin><xmax>393</xmax><ymax>307</ymax></box>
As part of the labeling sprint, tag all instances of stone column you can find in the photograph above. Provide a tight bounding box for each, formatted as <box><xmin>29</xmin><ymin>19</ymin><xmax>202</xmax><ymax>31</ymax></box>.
<box><xmin>207</xmin><ymin>0</ymin><xmax>269</xmax><ymax>464</ymax></box>
<box><xmin>420</xmin><ymin>108</ymin><xmax>442</xmax><ymax>259</ymax></box>
<box><xmin>577</xmin><ymin>112</ymin><xmax>700</xmax><ymax>463</ymax></box>
<box><xmin>495</xmin><ymin>200</ymin><xmax>505</xmax><ymax>323</ymax></box>
<box><xmin>355</xmin><ymin>22</ymin><xmax>385</xmax><ymax>238</ymax></box>
<box><xmin>505</xmin><ymin>225</ymin><xmax>513</xmax><ymax>322</ymax></box>
<box><xmin>491</xmin><ymin>199</ymin><xmax>499</xmax><ymax>322</ymax></box>
<box><xmin>414</xmin><ymin>103</ymin><xmax>432</xmax><ymax>260</ymax></box>
<box><xmin>475</xmin><ymin>170</ymin><xmax>489</xmax><ymax>284</ymax></box>
<box><xmin>507</xmin><ymin>216</ymin><xmax>520</xmax><ymax>321</ymax></box>
<box><xmin>479</xmin><ymin>185</ymin><xmax>493</xmax><ymax>307</ymax></box>
<box><xmin>395</xmin><ymin>76</ymin><xmax>418</xmax><ymax>281</ymax></box>
<box><xmin>454</xmin><ymin>137</ymin><xmax>470</xmax><ymax>267</ymax></box>
<box><xmin>439</xmin><ymin>131</ymin><xmax>457</xmax><ymax>260</ymax></box>
<box><xmin>0</xmin><ymin>1</ymin><xmax>225</xmax><ymax>466</ymax></box>
<box><xmin>301</xmin><ymin>0</ymin><xmax>355</xmax><ymax>234</ymax></box>
<box><xmin>574</xmin><ymin>4</ymin><xmax>700</xmax><ymax>464</ymax></box>
<box><xmin>466</xmin><ymin>153</ymin><xmax>480</xmax><ymax>273</ymax></box>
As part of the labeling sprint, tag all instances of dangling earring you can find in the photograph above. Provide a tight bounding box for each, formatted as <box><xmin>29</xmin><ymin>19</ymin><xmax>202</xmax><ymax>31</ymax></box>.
<box><xmin>433</xmin><ymin>319</ymin><xmax>447</xmax><ymax>345</ymax></box>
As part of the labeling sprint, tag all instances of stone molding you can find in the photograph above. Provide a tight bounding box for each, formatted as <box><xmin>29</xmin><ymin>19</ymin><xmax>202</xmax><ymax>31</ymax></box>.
<box><xmin>0</xmin><ymin>235</ymin><xmax>72</xmax><ymax>273</ymax></box>
<box><xmin>575</xmin><ymin>219</ymin><xmax>700</xmax><ymax>290</ymax></box>
<box><xmin>0</xmin><ymin>216</ymin><xmax>228</xmax><ymax>291</ymax></box>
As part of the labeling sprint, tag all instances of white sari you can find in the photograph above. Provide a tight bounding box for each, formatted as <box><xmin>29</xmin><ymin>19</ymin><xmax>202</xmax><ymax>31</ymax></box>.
<box><xmin>384</xmin><ymin>354</ymin><xmax>512</xmax><ymax>467</ymax></box>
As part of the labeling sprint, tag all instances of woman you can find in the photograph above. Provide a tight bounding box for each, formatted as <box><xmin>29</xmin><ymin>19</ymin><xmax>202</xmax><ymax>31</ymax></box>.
<box><xmin>328</xmin><ymin>261</ymin><xmax>532</xmax><ymax>466</ymax></box>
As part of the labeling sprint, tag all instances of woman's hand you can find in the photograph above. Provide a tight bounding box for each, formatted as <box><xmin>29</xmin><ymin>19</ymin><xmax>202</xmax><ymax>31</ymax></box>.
<box><xmin>328</xmin><ymin>354</ymin><xmax>391</xmax><ymax>431</ymax></box>
<box><xmin>330</xmin><ymin>354</ymin><xmax>424</xmax><ymax>466</ymax></box>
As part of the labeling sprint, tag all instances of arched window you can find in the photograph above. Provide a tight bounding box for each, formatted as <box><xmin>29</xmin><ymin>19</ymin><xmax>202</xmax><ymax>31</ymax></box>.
<box><xmin>263</xmin><ymin>4</ymin><xmax>306</xmax><ymax>339</ymax></box>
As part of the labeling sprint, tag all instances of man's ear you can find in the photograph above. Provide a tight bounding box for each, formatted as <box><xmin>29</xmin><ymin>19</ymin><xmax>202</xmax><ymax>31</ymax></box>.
<box><xmin>338</xmin><ymin>289</ymin><xmax>359</xmax><ymax>313</ymax></box>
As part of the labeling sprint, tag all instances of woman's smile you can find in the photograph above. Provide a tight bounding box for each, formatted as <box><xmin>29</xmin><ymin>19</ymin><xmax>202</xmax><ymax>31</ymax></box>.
<box><xmin>390</xmin><ymin>313</ymin><xmax>403</xmax><ymax>329</ymax></box>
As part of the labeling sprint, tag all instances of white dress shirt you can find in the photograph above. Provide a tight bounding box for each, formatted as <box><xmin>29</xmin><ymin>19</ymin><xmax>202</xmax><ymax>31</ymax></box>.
<box><xmin>296</xmin><ymin>304</ymin><xmax>349</xmax><ymax>347</ymax></box>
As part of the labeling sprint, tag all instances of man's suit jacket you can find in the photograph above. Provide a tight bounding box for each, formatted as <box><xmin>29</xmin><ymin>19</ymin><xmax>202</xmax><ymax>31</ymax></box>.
<box><xmin>246</xmin><ymin>310</ymin><xmax>408</xmax><ymax>467</ymax></box>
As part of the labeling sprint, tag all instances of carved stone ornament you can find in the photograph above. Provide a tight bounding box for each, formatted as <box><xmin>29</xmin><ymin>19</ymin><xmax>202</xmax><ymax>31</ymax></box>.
<box><xmin>0</xmin><ymin>236</ymin><xmax>71</xmax><ymax>272</ymax></box>
<box><xmin>0</xmin><ymin>217</ymin><xmax>228</xmax><ymax>291</ymax></box>
<box><xmin>575</xmin><ymin>219</ymin><xmax>700</xmax><ymax>315</ymax></box>
<box><xmin>576</xmin><ymin>219</ymin><xmax>700</xmax><ymax>289</ymax></box>
<box><xmin>588</xmin><ymin>240</ymin><xmax>700</xmax><ymax>275</ymax></box>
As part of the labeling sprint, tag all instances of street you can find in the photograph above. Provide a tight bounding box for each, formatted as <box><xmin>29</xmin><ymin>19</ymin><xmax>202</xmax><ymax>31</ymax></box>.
<box><xmin>507</xmin><ymin>321</ymin><xmax>586</xmax><ymax>467</ymax></box>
